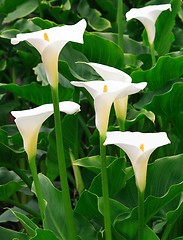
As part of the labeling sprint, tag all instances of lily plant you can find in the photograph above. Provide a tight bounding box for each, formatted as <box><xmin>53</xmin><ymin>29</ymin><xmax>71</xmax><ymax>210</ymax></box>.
<box><xmin>11</xmin><ymin>19</ymin><xmax>87</xmax><ymax>89</ymax></box>
<box><xmin>71</xmin><ymin>78</ymin><xmax>146</xmax><ymax>240</ymax></box>
<box><xmin>11</xmin><ymin>20</ymin><xmax>86</xmax><ymax>240</ymax></box>
<box><xmin>104</xmin><ymin>131</ymin><xmax>170</xmax><ymax>240</ymax></box>
<box><xmin>126</xmin><ymin>4</ymin><xmax>171</xmax><ymax>65</ymax></box>
<box><xmin>11</xmin><ymin>101</ymin><xmax>80</xmax><ymax>222</ymax></box>
<box><xmin>85</xmin><ymin>62</ymin><xmax>132</xmax><ymax>131</ymax></box>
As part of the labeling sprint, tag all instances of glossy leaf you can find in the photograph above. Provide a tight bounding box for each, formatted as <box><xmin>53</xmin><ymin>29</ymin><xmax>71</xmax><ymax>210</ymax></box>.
<box><xmin>3</xmin><ymin>0</ymin><xmax>38</xmax><ymax>24</ymax></box>
<box><xmin>131</xmin><ymin>55</ymin><xmax>183</xmax><ymax>91</ymax></box>
<box><xmin>30</xmin><ymin>228</ymin><xmax>59</xmax><ymax>240</ymax></box>
<box><xmin>0</xmin><ymin>226</ymin><xmax>29</xmax><ymax>240</ymax></box>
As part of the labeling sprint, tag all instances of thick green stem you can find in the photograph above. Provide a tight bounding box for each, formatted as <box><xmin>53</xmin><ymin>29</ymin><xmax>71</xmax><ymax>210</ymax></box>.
<box><xmin>117</xmin><ymin>0</ymin><xmax>124</xmax><ymax>66</ymax></box>
<box><xmin>51</xmin><ymin>86</ymin><xmax>77</xmax><ymax>240</ymax></box>
<box><xmin>100</xmin><ymin>136</ymin><xmax>112</xmax><ymax>240</ymax></box>
<box><xmin>29</xmin><ymin>156</ymin><xmax>45</xmax><ymax>221</ymax></box>
<box><xmin>138</xmin><ymin>189</ymin><xmax>145</xmax><ymax>240</ymax></box>
<box><xmin>150</xmin><ymin>43</ymin><xmax>156</xmax><ymax>66</ymax></box>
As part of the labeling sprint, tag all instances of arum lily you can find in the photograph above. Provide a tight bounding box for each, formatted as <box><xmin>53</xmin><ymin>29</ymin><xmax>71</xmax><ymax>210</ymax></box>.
<box><xmin>86</xmin><ymin>62</ymin><xmax>132</xmax><ymax>130</ymax></box>
<box><xmin>11</xmin><ymin>101</ymin><xmax>80</xmax><ymax>160</ymax></box>
<box><xmin>71</xmin><ymin>79</ymin><xmax>146</xmax><ymax>240</ymax></box>
<box><xmin>71</xmin><ymin>80</ymin><xmax>146</xmax><ymax>137</ymax></box>
<box><xmin>11</xmin><ymin>101</ymin><xmax>80</xmax><ymax>223</ymax></box>
<box><xmin>104</xmin><ymin>131</ymin><xmax>170</xmax><ymax>192</ymax></box>
<box><xmin>126</xmin><ymin>4</ymin><xmax>171</xmax><ymax>65</ymax></box>
<box><xmin>104</xmin><ymin>131</ymin><xmax>170</xmax><ymax>239</ymax></box>
<box><xmin>11</xmin><ymin>19</ymin><xmax>87</xmax><ymax>89</ymax></box>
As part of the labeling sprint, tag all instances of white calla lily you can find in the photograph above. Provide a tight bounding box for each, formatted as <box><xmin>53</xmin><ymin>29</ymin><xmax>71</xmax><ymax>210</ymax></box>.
<box><xmin>11</xmin><ymin>101</ymin><xmax>80</xmax><ymax>160</ymax></box>
<box><xmin>104</xmin><ymin>131</ymin><xmax>170</xmax><ymax>192</ymax></box>
<box><xmin>71</xmin><ymin>80</ymin><xmax>146</xmax><ymax>137</ymax></box>
<box><xmin>11</xmin><ymin>19</ymin><xmax>87</xmax><ymax>88</ymax></box>
<box><xmin>126</xmin><ymin>4</ymin><xmax>171</xmax><ymax>44</ymax></box>
<box><xmin>86</xmin><ymin>62</ymin><xmax>132</xmax><ymax>122</ymax></box>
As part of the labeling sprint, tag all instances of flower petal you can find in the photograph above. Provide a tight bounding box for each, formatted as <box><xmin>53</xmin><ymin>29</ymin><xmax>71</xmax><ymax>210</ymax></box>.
<box><xmin>86</xmin><ymin>62</ymin><xmax>132</xmax><ymax>82</ymax></box>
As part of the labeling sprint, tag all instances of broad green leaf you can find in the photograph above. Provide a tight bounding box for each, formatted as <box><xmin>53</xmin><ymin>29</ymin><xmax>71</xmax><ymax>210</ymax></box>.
<box><xmin>30</xmin><ymin>228</ymin><xmax>59</xmax><ymax>240</ymax></box>
<box><xmin>0</xmin><ymin>226</ymin><xmax>29</xmax><ymax>240</ymax></box>
<box><xmin>11</xmin><ymin>210</ymin><xmax>38</xmax><ymax>237</ymax></box>
<box><xmin>131</xmin><ymin>55</ymin><xmax>183</xmax><ymax>91</ymax></box>
<box><xmin>98</xmin><ymin>197</ymin><xmax>129</xmax><ymax>222</ymax></box>
<box><xmin>0</xmin><ymin>167</ymin><xmax>23</xmax><ymax>201</ymax></box>
<box><xmin>89</xmin><ymin>158</ymin><xmax>126</xmax><ymax>198</ymax></box>
<box><xmin>145</xmin><ymin>82</ymin><xmax>183</xmax><ymax>118</ymax></box>
<box><xmin>31</xmin><ymin>17</ymin><xmax>57</xmax><ymax>29</ymax></box>
<box><xmin>74</xmin><ymin>32</ymin><xmax>125</xmax><ymax>69</ymax></box>
<box><xmin>74</xmin><ymin>155</ymin><xmax>117</xmax><ymax>174</ymax></box>
<box><xmin>3</xmin><ymin>0</ymin><xmax>38</xmax><ymax>24</ymax></box>
<box><xmin>0</xmin><ymin>82</ymin><xmax>73</xmax><ymax>105</ymax></box>
<box><xmin>77</xmin><ymin>0</ymin><xmax>111</xmax><ymax>31</ymax></box>
<box><xmin>154</xmin><ymin>0</ymin><xmax>182</xmax><ymax>56</ymax></box>
<box><xmin>75</xmin><ymin>190</ymin><xmax>103</xmax><ymax>224</ymax></box>
<box><xmin>34</xmin><ymin>174</ymin><xmax>67</xmax><ymax>240</ymax></box>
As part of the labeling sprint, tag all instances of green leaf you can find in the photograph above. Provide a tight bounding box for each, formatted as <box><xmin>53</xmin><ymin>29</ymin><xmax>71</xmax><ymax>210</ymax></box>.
<box><xmin>0</xmin><ymin>82</ymin><xmax>73</xmax><ymax>105</ymax></box>
<box><xmin>74</xmin><ymin>155</ymin><xmax>117</xmax><ymax>174</ymax></box>
<box><xmin>77</xmin><ymin>0</ymin><xmax>111</xmax><ymax>31</ymax></box>
<box><xmin>75</xmin><ymin>190</ymin><xmax>103</xmax><ymax>224</ymax></box>
<box><xmin>131</xmin><ymin>55</ymin><xmax>183</xmax><ymax>91</ymax></box>
<box><xmin>11</xmin><ymin>210</ymin><xmax>38</xmax><ymax>237</ymax></box>
<box><xmin>30</xmin><ymin>228</ymin><xmax>59</xmax><ymax>240</ymax></box>
<box><xmin>154</xmin><ymin>0</ymin><xmax>182</xmax><ymax>56</ymax></box>
<box><xmin>74</xmin><ymin>32</ymin><xmax>125</xmax><ymax>69</ymax></box>
<box><xmin>31</xmin><ymin>17</ymin><xmax>57</xmax><ymax>29</ymax></box>
<box><xmin>145</xmin><ymin>82</ymin><xmax>183</xmax><ymax>118</ymax></box>
<box><xmin>0</xmin><ymin>167</ymin><xmax>23</xmax><ymax>201</ymax></box>
<box><xmin>89</xmin><ymin>158</ymin><xmax>126</xmax><ymax>198</ymax></box>
<box><xmin>0</xmin><ymin>226</ymin><xmax>29</xmax><ymax>240</ymax></box>
<box><xmin>3</xmin><ymin>0</ymin><xmax>38</xmax><ymax>24</ymax></box>
<box><xmin>34</xmin><ymin>174</ymin><xmax>67</xmax><ymax>240</ymax></box>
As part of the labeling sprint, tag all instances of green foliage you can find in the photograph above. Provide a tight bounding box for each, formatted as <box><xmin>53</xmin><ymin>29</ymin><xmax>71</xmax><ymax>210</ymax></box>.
<box><xmin>0</xmin><ymin>0</ymin><xmax>183</xmax><ymax>239</ymax></box>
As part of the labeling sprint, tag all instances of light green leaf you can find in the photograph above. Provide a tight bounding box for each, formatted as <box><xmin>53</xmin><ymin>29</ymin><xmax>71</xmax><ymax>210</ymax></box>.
<box><xmin>11</xmin><ymin>210</ymin><xmax>38</xmax><ymax>237</ymax></box>
<box><xmin>0</xmin><ymin>226</ymin><xmax>29</xmax><ymax>240</ymax></box>
<box><xmin>78</xmin><ymin>0</ymin><xmax>111</xmax><ymax>31</ymax></box>
<box><xmin>3</xmin><ymin>0</ymin><xmax>38</xmax><ymax>24</ymax></box>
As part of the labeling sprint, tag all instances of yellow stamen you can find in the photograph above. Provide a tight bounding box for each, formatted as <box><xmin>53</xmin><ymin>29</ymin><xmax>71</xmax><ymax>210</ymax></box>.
<box><xmin>140</xmin><ymin>144</ymin><xmax>144</xmax><ymax>152</ymax></box>
<box><xmin>103</xmin><ymin>84</ymin><xmax>108</xmax><ymax>92</ymax></box>
<box><xmin>44</xmin><ymin>32</ymin><xmax>49</xmax><ymax>41</ymax></box>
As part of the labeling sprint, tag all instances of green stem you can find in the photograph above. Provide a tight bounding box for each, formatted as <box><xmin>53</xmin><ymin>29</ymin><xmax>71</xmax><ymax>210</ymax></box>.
<box><xmin>51</xmin><ymin>86</ymin><xmax>77</xmax><ymax>240</ymax></box>
<box><xmin>100</xmin><ymin>136</ymin><xmax>112</xmax><ymax>240</ymax></box>
<box><xmin>138</xmin><ymin>189</ymin><xmax>144</xmax><ymax>240</ymax></box>
<box><xmin>29</xmin><ymin>156</ymin><xmax>45</xmax><ymax>221</ymax></box>
<box><xmin>117</xmin><ymin>0</ymin><xmax>124</xmax><ymax>66</ymax></box>
<box><xmin>150</xmin><ymin>43</ymin><xmax>156</xmax><ymax>66</ymax></box>
<box><xmin>5</xmin><ymin>198</ymin><xmax>40</xmax><ymax>218</ymax></box>
<box><xmin>37</xmin><ymin>0</ymin><xmax>43</xmax><ymax>18</ymax></box>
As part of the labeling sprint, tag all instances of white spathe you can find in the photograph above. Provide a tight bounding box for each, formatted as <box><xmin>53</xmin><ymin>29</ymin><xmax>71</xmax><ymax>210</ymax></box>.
<box><xmin>11</xmin><ymin>19</ymin><xmax>87</xmax><ymax>88</ymax></box>
<box><xmin>11</xmin><ymin>101</ymin><xmax>80</xmax><ymax>160</ymax></box>
<box><xmin>104</xmin><ymin>131</ymin><xmax>170</xmax><ymax>192</ymax></box>
<box><xmin>86</xmin><ymin>62</ymin><xmax>132</xmax><ymax>122</ymax></box>
<box><xmin>71</xmin><ymin>80</ymin><xmax>146</xmax><ymax>137</ymax></box>
<box><xmin>126</xmin><ymin>4</ymin><xmax>171</xmax><ymax>44</ymax></box>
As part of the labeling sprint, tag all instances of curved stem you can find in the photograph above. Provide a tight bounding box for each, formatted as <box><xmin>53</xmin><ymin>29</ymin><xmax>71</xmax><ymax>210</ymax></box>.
<box><xmin>100</xmin><ymin>135</ymin><xmax>112</xmax><ymax>240</ymax></box>
<box><xmin>51</xmin><ymin>86</ymin><xmax>77</xmax><ymax>240</ymax></box>
<box><xmin>150</xmin><ymin>43</ymin><xmax>156</xmax><ymax>66</ymax></box>
<box><xmin>138</xmin><ymin>189</ymin><xmax>144</xmax><ymax>240</ymax></box>
<box><xmin>29</xmin><ymin>156</ymin><xmax>45</xmax><ymax>221</ymax></box>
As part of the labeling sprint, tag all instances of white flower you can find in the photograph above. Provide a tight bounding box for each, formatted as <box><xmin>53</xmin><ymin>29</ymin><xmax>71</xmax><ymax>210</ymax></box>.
<box><xmin>11</xmin><ymin>102</ymin><xmax>80</xmax><ymax>160</ymax></box>
<box><xmin>71</xmin><ymin>80</ymin><xmax>146</xmax><ymax>137</ymax></box>
<box><xmin>104</xmin><ymin>131</ymin><xmax>170</xmax><ymax>192</ymax></box>
<box><xmin>86</xmin><ymin>62</ymin><xmax>132</xmax><ymax>122</ymax></box>
<box><xmin>11</xmin><ymin>19</ymin><xmax>87</xmax><ymax>88</ymax></box>
<box><xmin>126</xmin><ymin>4</ymin><xmax>171</xmax><ymax>44</ymax></box>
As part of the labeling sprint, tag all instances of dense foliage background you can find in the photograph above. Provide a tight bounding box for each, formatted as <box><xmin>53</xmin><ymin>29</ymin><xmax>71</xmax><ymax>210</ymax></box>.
<box><xmin>0</xmin><ymin>0</ymin><xmax>183</xmax><ymax>239</ymax></box>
